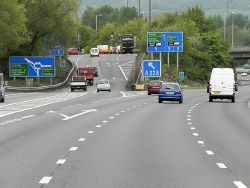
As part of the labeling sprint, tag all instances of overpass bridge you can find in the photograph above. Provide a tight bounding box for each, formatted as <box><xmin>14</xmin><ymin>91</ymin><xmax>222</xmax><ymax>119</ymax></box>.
<box><xmin>229</xmin><ymin>47</ymin><xmax>250</xmax><ymax>59</ymax></box>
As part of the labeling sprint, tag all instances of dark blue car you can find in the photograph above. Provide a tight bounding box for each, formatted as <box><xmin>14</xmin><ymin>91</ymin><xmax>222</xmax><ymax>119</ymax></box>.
<box><xmin>158</xmin><ymin>82</ymin><xmax>183</xmax><ymax>103</ymax></box>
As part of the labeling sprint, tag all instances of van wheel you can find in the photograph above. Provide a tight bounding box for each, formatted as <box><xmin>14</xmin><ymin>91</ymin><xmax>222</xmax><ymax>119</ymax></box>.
<box><xmin>179</xmin><ymin>100</ymin><xmax>183</xmax><ymax>104</ymax></box>
<box><xmin>0</xmin><ymin>98</ymin><xmax>4</xmax><ymax>103</ymax></box>
<box><xmin>71</xmin><ymin>88</ymin><xmax>74</xmax><ymax>92</ymax></box>
<box><xmin>209</xmin><ymin>96</ymin><xmax>213</xmax><ymax>102</ymax></box>
<box><xmin>158</xmin><ymin>98</ymin><xmax>162</xmax><ymax>103</ymax></box>
<box><xmin>148</xmin><ymin>92</ymin><xmax>151</xmax><ymax>95</ymax></box>
<box><xmin>231</xmin><ymin>97</ymin><xmax>235</xmax><ymax>103</ymax></box>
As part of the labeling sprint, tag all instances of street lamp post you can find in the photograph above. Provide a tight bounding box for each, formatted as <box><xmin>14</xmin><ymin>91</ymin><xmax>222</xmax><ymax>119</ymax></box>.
<box><xmin>223</xmin><ymin>13</ymin><xmax>226</xmax><ymax>40</ymax></box>
<box><xmin>95</xmin><ymin>14</ymin><xmax>102</xmax><ymax>31</ymax></box>
<box><xmin>232</xmin><ymin>12</ymin><xmax>235</xmax><ymax>47</ymax></box>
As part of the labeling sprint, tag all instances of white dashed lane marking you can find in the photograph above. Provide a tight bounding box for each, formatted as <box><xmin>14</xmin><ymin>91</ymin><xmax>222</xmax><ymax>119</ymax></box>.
<box><xmin>206</xmin><ymin>150</ymin><xmax>214</xmax><ymax>155</ymax></box>
<box><xmin>233</xmin><ymin>181</ymin><xmax>247</xmax><ymax>188</ymax></box>
<box><xmin>198</xmin><ymin>141</ymin><xmax>205</xmax><ymax>145</ymax></box>
<box><xmin>193</xmin><ymin>133</ymin><xmax>199</xmax><ymax>136</ymax></box>
<box><xmin>216</xmin><ymin>163</ymin><xmax>227</xmax><ymax>169</ymax></box>
<box><xmin>88</xmin><ymin>131</ymin><xmax>94</xmax><ymax>134</ymax></box>
<box><xmin>102</xmin><ymin>120</ymin><xmax>108</xmax><ymax>123</ymax></box>
<box><xmin>56</xmin><ymin>159</ymin><xmax>66</xmax><ymax>165</ymax></box>
<box><xmin>69</xmin><ymin>147</ymin><xmax>78</xmax><ymax>151</ymax></box>
<box><xmin>21</xmin><ymin>115</ymin><xmax>35</xmax><ymax>119</ymax></box>
<box><xmin>39</xmin><ymin>176</ymin><xmax>52</xmax><ymax>184</ymax></box>
<box><xmin>190</xmin><ymin>127</ymin><xmax>195</xmax><ymax>130</ymax></box>
<box><xmin>96</xmin><ymin>125</ymin><xmax>102</xmax><ymax>128</ymax></box>
<box><xmin>79</xmin><ymin>138</ymin><xmax>86</xmax><ymax>142</ymax></box>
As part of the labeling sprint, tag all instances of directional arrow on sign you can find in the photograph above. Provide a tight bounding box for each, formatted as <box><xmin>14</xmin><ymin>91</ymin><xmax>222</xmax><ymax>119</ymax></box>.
<box><xmin>148</xmin><ymin>62</ymin><xmax>155</xmax><ymax>69</ymax></box>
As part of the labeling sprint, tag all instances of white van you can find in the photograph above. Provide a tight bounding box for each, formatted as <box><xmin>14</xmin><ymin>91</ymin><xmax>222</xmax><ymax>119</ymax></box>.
<box><xmin>90</xmin><ymin>48</ymin><xmax>99</xmax><ymax>57</ymax></box>
<box><xmin>0</xmin><ymin>73</ymin><xmax>5</xmax><ymax>103</ymax></box>
<box><xmin>208</xmin><ymin>68</ymin><xmax>236</xmax><ymax>103</ymax></box>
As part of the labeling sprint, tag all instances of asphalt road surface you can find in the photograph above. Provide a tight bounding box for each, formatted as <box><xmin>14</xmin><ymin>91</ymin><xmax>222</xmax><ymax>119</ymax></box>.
<box><xmin>0</xmin><ymin>54</ymin><xmax>250</xmax><ymax>188</ymax></box>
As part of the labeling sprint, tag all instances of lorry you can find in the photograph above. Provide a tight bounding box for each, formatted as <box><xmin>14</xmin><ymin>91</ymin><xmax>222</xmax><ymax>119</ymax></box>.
<box><xmin>208</xmin><ymin>68</ymin><xmax>236</xmax><ymax>103</ymax></box>
<box><xmin>77</xmin><ymin>67</ymin><xmax>95</xmax><ymax>85</ymax></box>
<box><xmin>70</xmin><ymin>76</ymin><xmax>87</xmax><ymax>92</ymax></box>
<box><xmin>120</xmin><ymin>34</ymin><xmax>135</xmax><ymax>54</ymax></box>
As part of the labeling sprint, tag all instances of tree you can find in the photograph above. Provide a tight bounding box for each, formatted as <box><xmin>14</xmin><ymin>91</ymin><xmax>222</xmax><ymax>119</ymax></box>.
<box><xmin>18</xmin><ymin>0</ymin><xmax>79</xmax><ymax>55</ymax></box>
<box><xmin>0</xmin><ymin>0</ymin><xmax>28</xmax><ymax>57</ymax></box>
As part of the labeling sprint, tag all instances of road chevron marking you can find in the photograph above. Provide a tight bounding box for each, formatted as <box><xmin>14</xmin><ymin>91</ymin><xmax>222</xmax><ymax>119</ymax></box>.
<box><xmin>61</xmin><ymin>109</ymin><xmax>97</xmax><ymax>121</ymax></box>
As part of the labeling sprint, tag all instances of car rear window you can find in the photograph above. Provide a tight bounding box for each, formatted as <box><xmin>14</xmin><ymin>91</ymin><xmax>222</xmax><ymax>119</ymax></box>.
<box><xmin>98</xmin><ymin>80</ymin><xmax>109</xmax><ymax>84</ymax></box>
<box><xmin>162</xmin><ymin>84</ymin><xmax>179</xmax><ymax>89</ymax></box>
<box><xmin>150</xmin><ymin>81</ymin><xmax>162</xmax><ymax>86</ymax></box>
<box><xmin>72</xmin><ymin>77</ymin><xmax>86</xmax><ymax>81</ymax></box>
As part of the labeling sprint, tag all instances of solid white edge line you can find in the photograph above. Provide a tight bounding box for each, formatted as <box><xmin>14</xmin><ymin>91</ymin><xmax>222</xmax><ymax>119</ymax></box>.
<box><xmin>233</xmin><ymin>181</ymin><xmax>247</xmax><ymax>188</ymax></box>
<box><xmin>216</xmin><ymin>163</ymin><xmax>227</xmax><ymax>168</ymax></box>
<box><xmin>118</xmin><ymin>64</ymin><xmax>128</xmax><ymax>81</ymax></box>
<box><xmin>248</xmin><ymin>100</ymin><xmax>250</xmax><ymax>111</ymax></box>
<box><xmin>56</xmin><ymin>159</ymin><xmax>66</xmax><ymax>165</ymax></box>
<box><xmin>39</xmin><ymin>176</ymin><xmax>52</xmax><ymax>184</ymax></box>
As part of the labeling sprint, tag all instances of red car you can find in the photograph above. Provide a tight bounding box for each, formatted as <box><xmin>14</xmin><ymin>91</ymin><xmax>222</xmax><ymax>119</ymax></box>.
<box><xmin>148</xmin><ymin>80</ymin><xmax>163</xmax><ymax>95</ymax></box>
<box><xmin>67</xmin><ymin>48</ymin><xmax>78</xmax><ymax>55</ymax></box>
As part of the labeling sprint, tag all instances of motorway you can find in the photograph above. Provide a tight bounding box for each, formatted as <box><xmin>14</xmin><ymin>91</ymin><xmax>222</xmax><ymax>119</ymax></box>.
<box><xmin>0</xmin><ymin>54</ymin><xmax>250</xmax><ymax>188</ymax></box>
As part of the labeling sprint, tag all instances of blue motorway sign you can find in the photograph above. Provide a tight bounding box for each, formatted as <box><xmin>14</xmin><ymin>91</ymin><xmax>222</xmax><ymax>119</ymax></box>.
<box><xmin>147</xmin><ymin>32</ymin><xmax>183</xmax><ymax>53</ymax></box>
<box><xmin>49</xmin><ymin>48</ymin><xmax>64</xmax><ymax>56</ymax></box>
<box><xmin>179</xmin><ymin>72</ymin><xmax>185</xmax><ymax>79</ymax></box>
<box><xmin>9</xmin><ymin>56</ymin><xmax>56</xmax><ymax>77</ymax></box>
<box><xmin>142</xmin><ymin>60</ymin><xmax>161</xmax><ymax>77</ymax></box>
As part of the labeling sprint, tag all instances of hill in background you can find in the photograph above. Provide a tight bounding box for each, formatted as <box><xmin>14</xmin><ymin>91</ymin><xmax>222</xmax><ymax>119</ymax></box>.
<box><xmin>81</xmin><ymin>0</ymin><xmax>250</xmax><ymax>17</ymax></box>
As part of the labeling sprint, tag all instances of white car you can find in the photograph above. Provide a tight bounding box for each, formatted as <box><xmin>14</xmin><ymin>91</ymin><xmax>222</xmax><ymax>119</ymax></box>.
<box><xmin>241</xmin><ymin>72</ymin><xmax>248</xmax><ymax>76</ymax></box>
<box><xmin>90</xmin><ymin>48</ymin><xmax>99</xmax><ymax>57</ymax></box>
<box><xmin>96</xmin><ymin>79</ymin><xmax>111</xmax><ymax>92</ymax></box>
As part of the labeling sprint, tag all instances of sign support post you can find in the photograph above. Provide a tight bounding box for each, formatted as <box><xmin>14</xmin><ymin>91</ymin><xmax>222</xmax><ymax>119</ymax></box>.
<box><xmin>177</xmin><ymin>52</ymin><xmax>179</xmax><ymax>74</ymax></box>
<box><xmin>168</xmin><ymin>52</ymin><xmax>170</xmax><ymax>67</ymax></box>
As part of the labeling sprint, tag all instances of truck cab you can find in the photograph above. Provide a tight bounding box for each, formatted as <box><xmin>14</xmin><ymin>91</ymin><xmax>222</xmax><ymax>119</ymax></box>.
<box><xmin>70</xmin><ymin>76</ymin><xmax>87</xmax><ymax>91</ymax></box>
<box><xmin>77</xmin><ymin>67</ymin><xmax>95</xmax><ymax>85</ymax></box>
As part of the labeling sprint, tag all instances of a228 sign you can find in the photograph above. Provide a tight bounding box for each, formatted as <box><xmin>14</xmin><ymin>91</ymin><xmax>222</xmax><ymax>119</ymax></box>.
<box><xmin>142</xmin><ymin>60</ymin><xmax>161</xmax><ymax>77</ymax></box>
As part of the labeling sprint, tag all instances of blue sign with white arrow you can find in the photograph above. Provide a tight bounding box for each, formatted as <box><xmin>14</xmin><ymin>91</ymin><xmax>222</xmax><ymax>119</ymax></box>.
<box><xmin>142</xmin><ymin>60</ymin><xmax>161</xmax><ymax>77</ymax></box>
<box><xmin>9</xmin><ymin>56</ymin><xmax>56</xmax><ymax>77</ymax></box>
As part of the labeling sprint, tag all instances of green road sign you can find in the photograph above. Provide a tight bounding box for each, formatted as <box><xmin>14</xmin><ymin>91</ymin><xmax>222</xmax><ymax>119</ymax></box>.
<box><xmin>11</xmin><ymin>64</ymin><xmax>28</xmax><ymax>76</ymax></box>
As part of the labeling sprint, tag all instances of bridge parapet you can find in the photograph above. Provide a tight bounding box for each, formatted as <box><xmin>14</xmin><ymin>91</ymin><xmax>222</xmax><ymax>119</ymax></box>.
<box><xmin>229</xmin><ymin>47</ymin><xmax>250</xmax><ymax>59</ymax></box>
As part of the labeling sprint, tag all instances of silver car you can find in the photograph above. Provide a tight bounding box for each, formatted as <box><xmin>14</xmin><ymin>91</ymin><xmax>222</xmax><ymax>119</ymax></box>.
<box><xmin>96</xmin><ymin>79</ymin><xmax>111</xmax><ymax>92</ymax></box>
<box><xmin>0</xmin><ymin>73</ymin><xmax>5</xmax><ymax>103</ymax></box>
